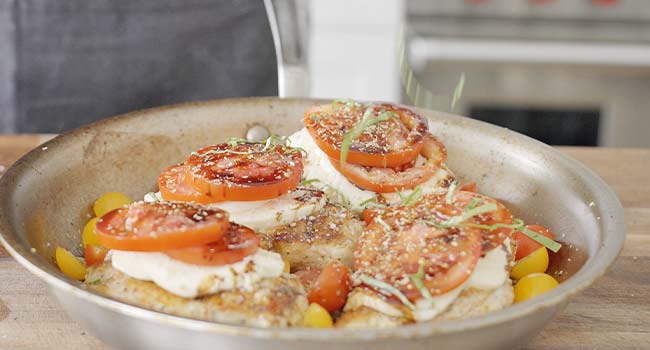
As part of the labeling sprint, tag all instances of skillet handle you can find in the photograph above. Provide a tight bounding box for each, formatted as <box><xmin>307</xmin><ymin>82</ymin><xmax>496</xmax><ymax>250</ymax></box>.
<box><xmin>264</xmin><ymin>0</ymin><xmax>310</xmax><ymax>98</ymax></box>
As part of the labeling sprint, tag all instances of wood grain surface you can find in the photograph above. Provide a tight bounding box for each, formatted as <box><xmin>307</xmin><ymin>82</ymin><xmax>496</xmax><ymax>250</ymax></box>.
<box><xmin>0</xmin><ymin>136</ymin><xmax>648</xmax><ymax>350</ymax></box>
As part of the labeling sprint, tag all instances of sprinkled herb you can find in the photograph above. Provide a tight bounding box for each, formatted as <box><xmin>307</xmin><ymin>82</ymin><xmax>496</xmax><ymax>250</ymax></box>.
<box><xmin>334</xmin><ymin>98</ymin><xmax>362</xmax><ymax>108</ymax></box>
<box><xmin>375</xmin><ymin>216</ymin><xmax>392</xmax><ymax>231</ymax></box>
<box><xmin>340</xmin><ymin>107</ymin><xmax>398</xmax><ymax>165</ymax></box>
<box><xmin>359</xmin><ymin>275</ymin><xmax>415</xmax><ymax>309</ymax></box>
<box><xmin>424</xmin><ymin>202</ymin><xmax>498</xmax><ymax>228</ymax></box>
<box><xmin>466</xmin><ymin>197</ymin><xmax>481</xmax><ymax>210</ymax></box>
<box><xmin>445</xmin><ymin>181</ymin><xmax>457</xmax><ymax>204</ymax></box>
<box><xmin>398</xmin><ymin>187</ymin><xmax>423</xmax><ymax>206</ymax></box>
<box><xmin>359</xmin><ymin>197</ymin><xmax>386</xmax><ymax>209</ymax></box>
<box><xmin>324</xmin><ymin>185</ymin><xmax>351</xmax><ymax>207</ymax></box>
<box><xmin>450</xmin><ymin>73</ymin><xmax>466</xmax><ymax>111</ymax></box>
<box><xmin>87</xmin><ymin>278</ymin><xmax>102</xmax><ymax>285</ymax></box>
<box><xmin>410</xmin><ymin>261</ymin><xmax>435</xmax><ymax>304</ymax></box>
<box><xmin>299</xmin><ymin>178</ymin><xmax>321</xmax><ymax>186</ymax></box>
<box><xmin>465</xmin><ymin>218</ymin><xmax>562</xmax><ymax>253</ymax></box>
<box><xmin>308</xmin><ymin>114</ymin><xmax>322</xmax><ymax>121</ymax></box>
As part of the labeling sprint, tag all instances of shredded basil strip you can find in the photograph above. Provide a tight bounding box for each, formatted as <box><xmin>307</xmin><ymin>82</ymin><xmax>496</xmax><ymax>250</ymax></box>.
<box><xmin>334</xmin><ymin>98</ymin><xmax>361</xmax><ymax>108</ymax></box>
<box><xmin>399</xmin><ymin>187</ymin><xmax>423</xmax><ymax>206</ymax></box>
<box><xmin>359</xmin><ymin>275</ymin><xmax>415</xmax><ymax>310</ymax></box>
<box><xmin>410</xmin><ymin>262</ymin><xmax>435</xmax><ymax>304</ymax></box>
<box><xmin>340</xmin><ymin>107</ymin><xmax>397</xmax><ymax>165</ymax></box>
<box><xmin>375</xmin><ymin>216</ymin><xmax>392</xmax><ymax>231</ymax></box>
<box><xmin>466</xmin><ymin>197</ymin><xmax>481</xmax><ymax>210</ymax></box>
<box><xmin>309</xmin><ymin>114</ymin><xmax>321</xmax><ymax>121</ymax></box>
<box><xmin>445</xmin><ymin>181</ymin><xmax>457</xmax><ymax>204</ymax></box>
<box><xmin>465</xmin><ymin>218</ymin><xmax>562</xmax><ymax>252</ymax></box>
<box><xmin>443</xmin><ymin>202</ymin><xmax>498</xmax><ymax>227</ymax></box>
<box><xmin>359</xmin><ymin>197</ymin><xmax>386</xmax><ymax>209</ymax></box>
<box><xmin>300</xmin><ymin>178</ymin><xmax>321</xmax><ymax>186</ymax></box>
<box><xmin>450</xmin><ymin>73</ymin><xmax>466</xmax><ymax>111</ymax></box>
<box><xmin>520</xmin><ymin>226</ymin><xmax>562</xmax><ymax>253</ymax></box>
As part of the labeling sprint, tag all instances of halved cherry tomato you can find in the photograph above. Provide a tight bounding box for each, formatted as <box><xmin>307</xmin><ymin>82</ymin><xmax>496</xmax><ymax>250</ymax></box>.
<box><xmin>307</xmin><ymin>261</ymin><xmax>351</xmax><ymax>313</ymax></box>
<box><xmin>514</xmin><ymin>224</ymin><xmax>555</xmax><ymax>261</ymax></box>
<box><xmin>304</xmin><ymin>102</ymin><xmax>428</xmax><ymax>168</ymax></box>
<box><xmin>355</xmin><ymin>220</ymin><xmax>482</xmax><ymax>300</ymax></box>
<box><xmin>158</xmin><ymin>163</ymin><xmax>216</xmax><ymax>204</ymax></box>
<box><xmin>96</xmin><ymin>201</ymin><xmax>229</xmax><ymax>251</ymax></box>
<box><xmin>329</xmin><ymin>134</ymin><xmax>447</xmax><ymax>193</ymax></box>
<box><xmin>185</xmin><ymin>142</ymin><xmax>303</xmax><ymax>201</ymax></box>
<box><xmin>451</xmin><ymin>191</ymin><xmax>514</xmax><ymax>253</ymax></box>
<box><xmin>164</xmin><ymin>223</ymin><xmax>259</xmax><ymax>266</ymax></box>
<box><xmin>84</xmin><ymin>245</ymin><xmax>108</xmax><ymax>266</ymax></box>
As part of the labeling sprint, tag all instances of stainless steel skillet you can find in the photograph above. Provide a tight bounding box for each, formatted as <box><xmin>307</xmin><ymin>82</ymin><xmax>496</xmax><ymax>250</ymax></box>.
<box><xmin>0</xmin><ymin>97</ymin><xmax>624</xmax><ymax>349</ymax></box>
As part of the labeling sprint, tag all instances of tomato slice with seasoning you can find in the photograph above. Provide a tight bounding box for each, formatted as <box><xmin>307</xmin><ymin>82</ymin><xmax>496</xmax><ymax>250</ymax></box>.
<box><xmin>304</xmin><ymin>102</ymin><xmax>428</xmax><ymax>168</ymax></box>
<box><xmin>84</xmin><ymin>245</ymin><xmax>108</xmax><ymax>266</ymax></box>
<box><xmin>355</xmin><ymin>219</ymin><xmax>482</xmax><ymax>300</ymax></box>
<box><xmin>164</xmin><ymin>223</ymin><xmax>259</xmax><ymax>266</ymax></box>
<box><xmin>158</xmin><ymin>163</ymin><xmax>217</xmax><ymax>204</ymax></box>
<box><xmin>451</xmin><ymin>191</ymin><xmax>514</xmax><ymax>253</ymax></box>
<box><xmin>185</xmin><ymin>141</ymin><xmax>303</xmax><ymax>201</ymax></box>
<box><xmin>307</xmin><ymin>261</ymin><xmax>352</xmax><ymax>313</ymax></box>
<box><xmin>329</xmin><ymin>134</ymin><xmax>447</xmax><ymax>193</ymax></box>
<box><xmin>96</xmin><ymin>201</ymin><xmax>229</xmax><ymax>251</ymax></box>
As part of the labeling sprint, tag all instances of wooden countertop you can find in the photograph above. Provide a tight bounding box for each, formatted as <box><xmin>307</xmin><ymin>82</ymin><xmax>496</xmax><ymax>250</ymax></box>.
<box><xmin>0</xmin><ymin>135</ymin><xmax>648</xmax><ymax>349</ymax></box>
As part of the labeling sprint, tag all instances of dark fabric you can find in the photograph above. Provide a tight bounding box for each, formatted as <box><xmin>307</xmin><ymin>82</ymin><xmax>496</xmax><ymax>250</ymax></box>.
<box><xmin>12</xmin><ymin>0</ymin><xmax>277</xmax><ymax>133</ymax></box>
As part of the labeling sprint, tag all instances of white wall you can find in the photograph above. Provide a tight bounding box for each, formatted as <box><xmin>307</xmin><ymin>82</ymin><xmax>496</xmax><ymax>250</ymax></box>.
<box><xmin>307</xmin><ymin>0</ymin><xmax>404</xmax><ymax>103</ymax></box>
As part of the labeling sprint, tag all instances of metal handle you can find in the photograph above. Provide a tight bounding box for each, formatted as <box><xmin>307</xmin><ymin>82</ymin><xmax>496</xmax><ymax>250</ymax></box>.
<box><xmin>264</xmin><ymin>0</ymin><xmax>309</xmax><ymax>98</ymax></box>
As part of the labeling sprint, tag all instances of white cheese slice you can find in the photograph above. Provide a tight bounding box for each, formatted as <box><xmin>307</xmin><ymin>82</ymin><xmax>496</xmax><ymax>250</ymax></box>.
<box><xmin>109</xmin><ymin>249</ymin><xmax>284</xmax><ymax>298</ymax></box>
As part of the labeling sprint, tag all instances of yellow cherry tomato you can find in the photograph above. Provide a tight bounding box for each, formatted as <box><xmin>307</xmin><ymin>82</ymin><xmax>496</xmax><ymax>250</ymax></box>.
<box><xmin>93</xmin><ymin>192</ymin><xmax>131</xmax><ymax>217</ymax></box>
<box><xmin>82</xmin><ymin>218</ymin><xmax>101</xmax><ymax>247</ymax></box>
<box><xmin>302</xmin><ymin>303</ymin><xmax>334</xmax><ymax>328</ymax></box>
<box><xmin>510</xmin><ymin>246</ymin><xmax>549</xmax><ymax>280</ymax></box>
<box><xmin>514</xmin><ymin>273</ymin><xmax>559</xmax><ymax>303</ymax></box>
<box><xmin>55</xmin><ymin>246</ymin><xmax>87</xmax><ymax>281</ymax></box>
<box><xmin>283</xmin><ymin>257</ymin><xmax>291</xmax><ymax>273</ymax></box>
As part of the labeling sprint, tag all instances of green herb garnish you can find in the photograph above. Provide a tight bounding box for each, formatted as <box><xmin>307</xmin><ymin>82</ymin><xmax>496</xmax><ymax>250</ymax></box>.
<box><xmin>450</xmin><ymin>73</ymin><xmax>465</xmax><ymax>111</ymax></box>
<box><xmin>333</xmin><ymin>98</ymin><xmax>362</xmax><ymax>108</ymax></box>
<box><xmin>375</xmin><ymin>216</ymin><xmax>392</xmax><ymax>231</ymax></box>
<box><xmin>340</xmin><ymin>107</ymin><xmax>398</xmax><ymax>165</ymax></box>
<box><xmin>445</xmin><ymin>181</ymin><xmax>457</xmax><ymax>204</ymax></box>
<box><xmin>466</xmin><ymin>197</ymin><xmax>481</xmax><ymax>210</ymax></box>
<box><xmin>359</xmin><ymin>275</ymin><xmax>415</xmax><ymax>309</ymax></box>
<box><xmin>309</xmin><ymin>114</ymin><xmax>322</xmax><ymax>121</ymax></box>
<box><xmin>87</xmin><ymin>278</ymin><xmax>102</xmax><ymax>285</ymax></box>
<box><xmin>299</xmin><ymin>178</ymin><xmax>321</xmax><ymax>186</ymax></box>
<box><xmin>465</xmin><ymin>218</ymin><xmax>562</xmax><ymax>253</ymax></box>
<box><xmin>410</xmin><ymin>261</ymin><xmax>434</xmax><ymax>304</ymax></box>
<box><xmin>359</xmin><ymin>197</ymin><xmax>387</xmax><ymax>209</ymax></box>
<box><xmin>398</xmin><ymin>187</ymin><xmax>423</xmax><ymax>206</ymax></box>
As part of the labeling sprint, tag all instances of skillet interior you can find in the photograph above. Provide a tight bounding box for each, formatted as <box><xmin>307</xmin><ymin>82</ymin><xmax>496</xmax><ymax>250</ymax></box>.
<box><xmin>0</xmin><ymin>97</ymin><xmax>624</xmax><ymax>348</ymax></box>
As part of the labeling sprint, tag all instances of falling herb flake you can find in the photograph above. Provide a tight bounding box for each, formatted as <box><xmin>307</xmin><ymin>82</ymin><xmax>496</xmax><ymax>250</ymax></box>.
<box><xmin>359</xmin><ymin>275</ymin><xmax>415</xmax><ymax>310</ymax></box>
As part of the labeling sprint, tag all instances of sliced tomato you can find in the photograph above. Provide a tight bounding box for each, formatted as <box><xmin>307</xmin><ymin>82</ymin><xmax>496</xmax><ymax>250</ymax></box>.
<box><xmin>307</xmin><ymin>261</ymin><xmax>352</xmax><ymax>313</ymax></box>
<box><xmin>96</xmin><ymin>201</ymin><xmax>229</xmax><ymax>251</ymax></box>
<box><xmin>451</xmin><ymin>191</ymin><xmax>514</xmax><ymax>253</ymax></box>
<box><xmin>355</xmin><ymin>220</ymin><xmax>482</xmax><ymax>300</ymax></box>
<box><xmin>304</xmin><ymin>102</ymin><xmax>428</xmax><ymax>168</ymax></box>
<box><xmin>158</xmin><ymin>163</ymin><xmax>217</xmax><ymax>204</ymax></box>
<box><xmin>513</xmin><ymin>224</ymin><xmax>555</xmax><ymax>261</ymax></box>
<box><xmin>164</xmin><ymin>223</ymin><xmax>259</xmax><ymax>266</ymax></box>
<box><xmin>460</xmin><ymin>182</ymin><xmax>477</xmax><ymax>193</ymax></box>
<box><xmin>185</xmin><ymin>142</ymin><xmax>303</xmax><ymax>201</ymax></box>
<box><xmin>329</xmin><ymin>134</ymin><xmax>447</xmax><ymax>193</ymax></box>
<box><xmin>84</xmin><ymin>245</ymin><xmax>108</xmax><ymax>266</ymax></box>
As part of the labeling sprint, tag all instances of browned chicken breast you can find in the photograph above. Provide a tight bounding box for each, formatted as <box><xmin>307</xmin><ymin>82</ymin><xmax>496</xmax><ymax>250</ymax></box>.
<box><xmin>260</xmin><ymin>203</ymin><xmax>365</xmax><ymax>272</ymax></box>
<box><xmin>85</xmin><ymin>262</ymin><xmax>308</xmax><ymax>327</ymax></box>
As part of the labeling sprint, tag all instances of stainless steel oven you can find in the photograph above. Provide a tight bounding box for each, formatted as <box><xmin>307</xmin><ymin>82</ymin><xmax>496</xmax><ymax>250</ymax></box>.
<box><xmin>405</xmin><ymin>0</ymin><xmax>650</xmax><ymax>147</ymax></box>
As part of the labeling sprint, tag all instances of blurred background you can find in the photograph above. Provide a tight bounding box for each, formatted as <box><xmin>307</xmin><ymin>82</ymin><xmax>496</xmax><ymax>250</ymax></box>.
<box><xmin>1</xmin><ymin>0</ymin><xmax>649</xmax><ymax>148</ymax></box>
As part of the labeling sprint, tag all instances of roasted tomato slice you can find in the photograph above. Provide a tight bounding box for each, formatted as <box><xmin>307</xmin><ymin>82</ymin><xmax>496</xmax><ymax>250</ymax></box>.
<box><xmin>513</xmin><ymin>224</ymin><xmax>555</xmax><ymax>261</ymax></box>
<box><xmin>185</xmin><ymin>141</ymin><xmax>303</xmax><ymax>201</ymax></box>
<box><xmin>451</xmin><ymin>191</ymin><xmax>514</xmax><ymax>252</ymax></box>
<box><xmin>158</xmin><ymin>163</ymin><xmax>217</xmax><ymax>204</ymax></box>
<box><xmin>84</xmin><ymin>245</ymin><xmax>108</xmax><ymax>266</ymax></box>
<box><xmin>304</xmin><ymin>101</ymin><xmax>428</xmax><ymax>168</ymax></box>
<box><xmin>164</xmin><ymin>223</ymin><xmax>259</xmax><ymax>266</ymax></box>
<box><xmin>329</xmin><ymin>134</ymin><xmax>447</xmax><ymax>193</ymax></box>
<box><xmin>96</xmin><ymin>201</ymin><xmax>229</xmax><ymax>251</ymax></box>
<box><xmin>355</xmin><ymin>220</ymin><xmax>482</xmax><ymax>300</ymax></box>
<box><xmin>307</xmin><ymin>261</ymin><xmax>352</xmax><ymax>313</ymax></box>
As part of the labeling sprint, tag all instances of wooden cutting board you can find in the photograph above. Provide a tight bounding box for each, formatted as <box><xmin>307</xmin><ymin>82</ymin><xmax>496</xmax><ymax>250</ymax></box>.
<box><xmin>0</xmin><ymin>135</ymin><xmax>648</xmax><ymax>349</ymax></box>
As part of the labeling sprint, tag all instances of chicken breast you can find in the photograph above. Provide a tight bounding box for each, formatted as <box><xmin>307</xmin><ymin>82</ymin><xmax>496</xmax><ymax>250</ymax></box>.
<box><xmin>260</xmin><ymin>203</ymin><xmax>364</xmax><ymax>271</ymax></box>
<box><xmin>85</xmin><ymin>262</ymin><xmax>308</xmax><ymax>327</ymax></box>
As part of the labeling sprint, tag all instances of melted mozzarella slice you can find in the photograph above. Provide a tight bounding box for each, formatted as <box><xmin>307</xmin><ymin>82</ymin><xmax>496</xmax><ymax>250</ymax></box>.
<box><xmin>209</xmin><ymin>188</ymin><xmax>326</xmax><ymax>232</ymax></box>
<box><xmin>110</xmin><ymin>249</ymin><xmax>284</xmax><ymax>298</ymax></box>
